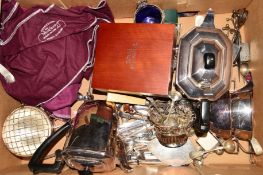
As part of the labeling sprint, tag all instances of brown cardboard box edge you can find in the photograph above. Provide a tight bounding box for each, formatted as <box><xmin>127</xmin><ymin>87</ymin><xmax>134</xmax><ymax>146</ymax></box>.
<box><xmin>15</xmin><ymin>0</ymin><xmax>253</xmax><ymax>19</ymax></box>
<box><xmin>2</xmin><ymin>0</ymin><xmax>263</xmax><ymax>174</ymax></box>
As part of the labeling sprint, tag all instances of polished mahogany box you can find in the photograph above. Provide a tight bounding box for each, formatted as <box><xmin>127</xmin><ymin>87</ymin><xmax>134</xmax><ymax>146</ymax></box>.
<box><xmin>92</xmin><ymin>23</ymin><xmax>175</xmax><ymax>96</ymax></box>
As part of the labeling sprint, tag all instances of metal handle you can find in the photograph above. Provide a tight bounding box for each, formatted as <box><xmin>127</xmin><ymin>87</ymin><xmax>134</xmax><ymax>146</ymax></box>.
<box><xmin>195</xmin><ymin>100</ymin><xmax>210</xmax><ymax>135</ymax></box>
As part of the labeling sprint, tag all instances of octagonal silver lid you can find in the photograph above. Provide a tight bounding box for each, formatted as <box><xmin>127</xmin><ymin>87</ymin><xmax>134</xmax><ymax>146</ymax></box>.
<box><xmin>176</xmin><ymin>9</ymin><xmax>232</xmax><ymax>101</ymax></box>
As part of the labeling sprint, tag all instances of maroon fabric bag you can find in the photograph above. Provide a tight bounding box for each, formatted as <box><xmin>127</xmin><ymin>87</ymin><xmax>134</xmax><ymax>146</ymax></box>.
<box><xmin>0</xmin><ymin>0</ymin><xmax>114</xmax><ymax>118</ymax></box>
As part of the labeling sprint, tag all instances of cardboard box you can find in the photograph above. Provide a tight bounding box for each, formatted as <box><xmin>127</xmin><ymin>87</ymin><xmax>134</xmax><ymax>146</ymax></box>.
<box><xmin>1</xmin><ymin>0</ymin><xmax>263</xmax><ymax>174</ymax></box>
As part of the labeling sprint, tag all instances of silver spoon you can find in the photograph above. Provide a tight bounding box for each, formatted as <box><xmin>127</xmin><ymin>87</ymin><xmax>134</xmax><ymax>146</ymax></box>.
<box><xmin>163</xmin><ymin>91</ymin><xmax>182</xmax><ymax>126</ymax></box>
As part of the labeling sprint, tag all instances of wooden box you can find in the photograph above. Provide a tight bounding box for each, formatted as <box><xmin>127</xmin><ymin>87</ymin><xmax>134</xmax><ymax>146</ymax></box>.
<box><xmin>91</xmin><ymin>23</ymin><xmax>175</xmax><ymax>96</ymax></box>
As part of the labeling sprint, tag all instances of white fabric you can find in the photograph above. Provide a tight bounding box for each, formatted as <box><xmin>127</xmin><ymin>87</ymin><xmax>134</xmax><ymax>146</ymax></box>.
<box><xmin>0</xmin><ymin>64</ymin><xmax>15</xmax><ymax>83</ymax></box>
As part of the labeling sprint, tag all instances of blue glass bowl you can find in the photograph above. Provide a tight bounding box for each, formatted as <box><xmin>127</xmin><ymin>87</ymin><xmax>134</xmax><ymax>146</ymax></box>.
<box><xmin>135</xmin><ymin>5</ymin><xmax>163</xmax><ymax>23</ymax></box>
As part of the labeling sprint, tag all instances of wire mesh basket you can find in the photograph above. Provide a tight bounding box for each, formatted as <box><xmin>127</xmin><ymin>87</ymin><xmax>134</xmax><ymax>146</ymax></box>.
<box><xmin>2</xmin><ymin>106</ymin><xmax>52</xmax><ymax>157</ymax></box>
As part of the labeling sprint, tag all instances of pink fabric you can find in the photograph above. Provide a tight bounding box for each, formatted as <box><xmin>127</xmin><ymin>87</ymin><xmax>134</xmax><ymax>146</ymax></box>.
<box><xmin>0</xmin><ymin>0</ymin><xmax>114</xmax><ymax>118</ymax></box>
